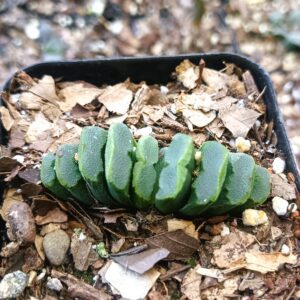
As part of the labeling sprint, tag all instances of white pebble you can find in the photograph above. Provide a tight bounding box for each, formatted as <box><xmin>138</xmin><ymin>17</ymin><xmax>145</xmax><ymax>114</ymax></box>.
<box><xmin>12</xmin><ymin>155</ymin><xmax>25</xmax><ymax>164</ymax></box>
<box><xmin>220</xmin><ymin>224</ymin><xmax>230</xmax><ymax>236</ymax></box>
<box><xmin>134</xmin><ymin>126</ymin><xmax>152</xmax><ymax>137</ymax></box>
<box><xmin>272</xmin><ymin>157</ymin><xmax>285</xmax><ymax>173</ymax></box>
<box><xmin>160</xmin><ymin>85</ymin><xmax>169</xmax><ymax>94</ymax></box>
<box><xmin>288</xmin><ymin>203</ymin><xmax>298</xmax><ymax>213</ymax></box>
<box><xmin>47</xmin><ymin>277</ymin><xmax>63</xmax><ymax>292</ymax></box>
<box><xmin>272</xmin><ymin>196</ymin><xmax>289</xmax><ymax>216</ymax></box>
<box><xmin>242</xmin><ymin>209</ymin><xmax>268</xmax><ymax>226</ymax></box>
<box><xmin>281</xmin><ymin>244</ymin><xmax>290</xmax><ymax>256</ymax></box>
<box><xmin>235</xmin><ymin>137</ymin><xmax>251</xmax><ymax>152</ymax></box>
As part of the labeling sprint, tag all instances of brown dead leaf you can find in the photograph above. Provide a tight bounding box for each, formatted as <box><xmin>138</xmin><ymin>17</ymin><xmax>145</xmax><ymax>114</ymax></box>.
<box><xmin>142</xmin><ymin>106</ymin><xmax>164</xmax><ymax>123</ymax></box>
<box><xmin>40</xmin><ymin>223</ymin><xmax>64</xmax><ymax>236</ymax></box>
<box><xmin>181</xmin><ymin>266</ymin><xmax>202</xmax><ymax>300</ymax></box>
<box><xmin>112</xmin><ymin>248</ymin><xmax>169</xmax><ymax>274</ymax></box>
<box><xmin>18</xmin><ymin>168</ymin><xmax>40</xmax><ymax>184</ymax></box>
<box><xmin>271</xmin><ymin>173</ymin><xmax>296</xmax><ymax>200</ymax></box>
<box><xmin>219</xmin><ymin>104</ymin><xmax>261</xmax><ymax>137</ymax></box>
<box><xmin>176</xmin><ymin>59</ymin><xmax>199</xmax><ymax>89</ymax></box>
<box><xmin>182</xmin><ymin>108</ymin><xmax>216</xmax><ymax>128</ymax></box>
<box><xmin>70</xmin><ymin>233</ymin><xmax>98</xmax><ymax>271</ymax></box>
<box><xmin>19</xmin><ymin>92</ymin><xmax>43</xmax><ymax>110</ymax></box>
<box><xmin>22</xmin><ymin>246</ymin><xmax>43</xmax><ymax>273</ymax></box>
<box><xmin>131</xmin><ymin>84</ymin><xmax>152</xmax><ymax>113</ymax></box>
<box><xmin>0</xmin><ymin>188</ymin><xmax>23</xmax><ymax>221</ymax></box>
<box><xmin>213</xmin><ymin>229</ymin><xmax>255</xmax><ymax>269</ymax></box>
<box><xmin>0</xmin><ymin>157</ymin><xmax>21</xmax><ymax>173</ymax></box>
<box><xmin>202</xmin><ymin>67</ymin><xmax>229</xmax><ymax>92</ymax></box>
<box><xmin>146</xmin><ymin>229</ymin><xmax>199</xmax><ymax>260</ymax></box>
<box><xmin>52</xmin><ymin>269</ymin><xmax>112</xmax><ymax>300</ymax></box>
<box><xmin>21</xmin><ymin>183</ymin><xmax>43</xmax><ymax>198</ymax></box>
<box><xmin>71</xmin><ymin>103</ymin><xmax>93</xmax><ymax>119</ymax></box>
<box><xmin>111</xmin><ymin>238</ymin><xmax>125</xmax><ymax>253</ymax></box>
<box><xmin>35</xmin><ymin>235</ymin><xmax>45</xmax><ymax>260</ymax></box>
<box><xmin>167</xmin><ymin>218</ymin><xmax>198</xmax><ymax>239</ymax></box>
<box><xmin>243</xmin><ymin>252</ymin><xmax>297</xmax><ymax>274</ymax></box>
<box><xmin>9</xmin><ymin>126</ymin><xmax>26</xmax><ymax>148</ymax></box>
<box><xmin>207</xmin><ymin>118</ymin><xmax>225</xmax><ymax>138</ymax></box>
<box><xmin>58</xmin><ymin>81</ymin><xmax>103</xmax><ymax>112</ymax></box>
<box><xmin>98</xmin><ymin>83</ymin><xmax>133</xmax><ymax>115</ymax></box>
<box><xmin>0</xmin><ymin>242</ymin><xmax>21</xmax><ymax>258</ymax></box>
<box><xmin>0</xmin><ymin>107</ymin><xmax>14</xmax><ymax>131</ymax></box>
<box><xmin>48</xmin><ymin>121</ymin><xmax>82</xmax><ymax>152</ymax></box>
<box><xmin>25</xmin><ymin>113</ymin><xmax>53</xmax><ymax>144</ymax></box>
<box><xmin>35</xmin><ymin>207</ymin><xmax>68</xmax><ymax>225</ymax></box>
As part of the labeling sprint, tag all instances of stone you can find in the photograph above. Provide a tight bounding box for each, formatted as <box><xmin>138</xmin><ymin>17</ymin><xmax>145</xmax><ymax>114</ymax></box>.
<box><xmin>7</xmin><ymin>202</ymin><xmax>36</xmax><ymax>243</ymax></box>
<box><xmin>0</xmin><ymin>271</ymin><xmax>28</xmax><ymax>299</ymax></box>
<box><xmin>281</xmin><ymin>244</ymin><xmax>290</xmax><ymax>256</ymax></box>
<box><xmin>43</xmin><ymin>230</ymin><xmax>70</xmax><ymax>265</ymax></box>
<box><xmin>47</xmin><ymin>277</ymin><xmax>63</xmax><ymax>291</ymax></box>
<box><xmin>242</xmin><ymin>209</ymin><xmax>268</xmax><ymax>226</ymax></box>
<box><xmin>235</xmin><ymin>137</ymin><xmax>251</xmax><ymax>152</ymax></box>
<box><xmin>272</xmin><ymin>157</ymin><xmax>285</xmax><ymax>174</ymax></box>
<box><xmin>272</xmin><ymin>197</ymin><xmax>288</xmax><ymax>216</ymax></box>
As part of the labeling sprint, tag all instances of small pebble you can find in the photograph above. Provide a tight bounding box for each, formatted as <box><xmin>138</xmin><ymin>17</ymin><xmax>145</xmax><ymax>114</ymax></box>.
<box><xmin>242</xmin><ymin>209</ymin><xmax>268</xmax><ymax>226</ymax></box>
<box><xmin>7</xmin><ymin>202</ymin><xmax>36</xmax><ymax>243</ymax></box>
<box><xmin>36</xmin><ymin>269</ymin><xmax>46</xmax><ymax>282</ymax></box>
<box><xmin>272</xmin><ymin>196</ymin><xmax>289</xmax><ymax>216</ymax></box>
<box><xmin>220</xmin><ymin>224</ymin><xmax>230</xmax><ymax>236</ymax></box>
<box><xmin>288</xmin><ymin>203</ymin><xmax>298</xmax><ymax>213</ymax></box>
<box><xmin>272</xmin><ymin>157</ymin><xmax>285</xmax><ymax>173</ymax></box>
<box><xmin>0</xmin><ymin>271</ymin><xmax>28</xmax><ymax>299</ymax></box>
<box><xmin>43</xmin><ymin>229</ymin><xmax>70</xmax><ymax>265</ymax></box>
<box><xmin>46</xmin><ymin>278</ymin><xmax>63</xmax><ymax>292</ymax></box>
<box><xmin>235</xmin><ymin>137</ymin><xmax>251</xmax><ymax>152</ymax></box>
<box><xmin>281</xmin><ymin>244</ymin><xmax>290</xmax><ymax>256</ymax></box>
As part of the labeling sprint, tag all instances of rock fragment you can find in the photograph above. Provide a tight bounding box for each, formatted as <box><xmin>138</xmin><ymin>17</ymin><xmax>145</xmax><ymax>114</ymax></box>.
<box><xmin>43</xmin><ymin>229</ymin><xmax>70</xmax><ymax>265</ymax></box>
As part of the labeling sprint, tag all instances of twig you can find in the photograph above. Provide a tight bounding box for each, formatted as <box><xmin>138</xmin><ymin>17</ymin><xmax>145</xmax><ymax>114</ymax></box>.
<box><xmin>285</xmin><ymin>285</ymin><xmax>296</xmax><ymax>300</ymax></box>
<box><xmin>266</xmin><ymin>120</ymin><xmax>274</xmax><ymax>145</ymax></box>
<box><xmin>253</xmin><ymin>123</ymin><xmax>265</xmax><ymax>149</ymax></box>
<box><xmin>102</xmin><ymin>225</ymin><xmax>144</xmax><ymax>240</ymax></box>
<box><xmin>160</xmin><ymin>265</ymin><xmax>190</xmax><ymax>281</ymax></box>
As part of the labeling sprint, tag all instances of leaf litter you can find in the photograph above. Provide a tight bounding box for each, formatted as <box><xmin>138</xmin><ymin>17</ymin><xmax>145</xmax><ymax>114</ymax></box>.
<box><xmin>0</xmin><ymin>59</ymin><xmax>299</xmax><ymax>299</ymax></box>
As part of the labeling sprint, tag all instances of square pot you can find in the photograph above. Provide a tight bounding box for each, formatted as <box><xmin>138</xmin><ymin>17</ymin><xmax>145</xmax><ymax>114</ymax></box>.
<box><xmin>1</xmin><ymin>53</ymin><xmax>299</xmax><ymax>191</ymax></box>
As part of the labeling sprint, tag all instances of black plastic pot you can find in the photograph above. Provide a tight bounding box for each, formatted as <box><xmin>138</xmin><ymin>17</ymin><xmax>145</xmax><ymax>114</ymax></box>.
<box><xmin>1</xmin><ymin>53</ymin><xmax>299</xmax><ymax>191</ymax></box>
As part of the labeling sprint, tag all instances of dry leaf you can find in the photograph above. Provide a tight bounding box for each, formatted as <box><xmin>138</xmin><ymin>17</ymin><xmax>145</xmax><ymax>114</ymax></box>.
<box><xmin>243</xmin><ymin>252</ymin><xmax>297</xmax><ymax>274</ymax></box>
<box><xmin>52</xmin><ymin>269</ymin><xmax>111</xmax><ymax>300</ymax></box>
<box><xmin>29</xmin><ymin>75</ymin><xmax>60</xmax><ymax>104</ymax></box>
<box><xmin>176</xmin><ymin>60</ymin><xmax>199</xmax><ymax>89</ymax></box>
<box><xmin>196</xmin><ymin>266</ymin><xmax>225</xmax><ymax>282</ymax></box>
<box><xmin>213</xmin><ymin>229</ymin><xmax>255</xmax><ymax>269</ymax></box>
<box><xmin>70</xmin><ymin>234</ymin><xmax>98</xmax><ymax>271</ymax></box>
<box><xmin>219</xmin><ymin>105</ymin><xmax>261</xmax><ymax>137</ymax></box>
<box><xmin>35</xmin><ymin>235</ymin><xmax>45</xmax><ymax>260</ymax></box>
<box><xmin>179</xmin><ymin>91</ymin><xmax>214</xmax><ymax>112</ymax></box>
<box><xmin>142</xmin><ymin>106</ymin><xmax>164</xmax><ymax>123</ymax></box>
<box><xmin>201</xmin><ymin>275</ymin><xmax>240</xmax><ymax>299</ymax></box>
<box><xmin>271</xmin><ymin>173</ymin><xmax>296</xmax><ymax>200</ymax></box>
<box><xmin>112</xmin><ymin>248</ymin><xmax>169</xmax><ymax>274</ymax></box>
<box><xmin>19</xmin><ymin>92</ymin><xmax>43</xmax><ymax>110</ymax></box>
<box><xmin>103</xmin><ymin>261</ymin><xmax>160</xmax><ymax>300</ymax></box>
<box><xmin>111</xmin><ymin>238</ymin><xmax>125</xmax><ymax>253</ymax></box>
<box><xmin>167</xmin><ymin>218</ymin><xmax>198</xmax><ymax>239</ymax></box>
<box><xmin>58</xmin><ymin>82</ymin><xmax>103</xmax><ymax>112</ymax></box>
<box><xmin>207</xmin><ymin>118</ymin><xmax>224</xmax><ymax>138</ymax></box>
<box><xmin>202</xmin><ymin>68</ymin><xmax>229</xmax><ymax>92</ymax></box>
<box><xmin>0</xmin><ymin>157</ymin><xmax>21</xmax><ymax>173</ymax></box>
<box><xmin>18</xmin><ymin>168</ymin><xmax>40</xmax><ymax>184</ymax></box>
<box><xmin>181</xmin><ymin>266</ymin><xmax>202</xmax><ymax>300</ymax></box>
<box><xmin>131</xmin><ymin>84</ymin><xmax>152</xmax><ymax>112</ymax></box>
<box><xmin>35</xmin><ymin>207</ymin><xmax>68</xmax><ymax>225</ymax></box>
<box><xmin>25</xmin><ymin>113</ymin><xmax>53</xmax><ymax>143</ymax></box>
<box><xmin>182</xmin><ymin>108</ymin><xmax>216</xmax><ymax>128</ymax></box>
<box><xmin>0</xmin><ymin>107</ymin><xmax>14</xmax><ymax>131</ymax></box>
<box><xmin>146</xmin><ymin>229</ymin><xmax>199</xmax><ymax>260</ymax></box>
<box><xmin>105</xmin><ymin>114</ymin><xmax>128</xmax><ymax>125</ymax></box>
<box><xmin>98</xmin><ymin>83</ymin><xmax>133</xmax><ymax>115</ymax></box>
